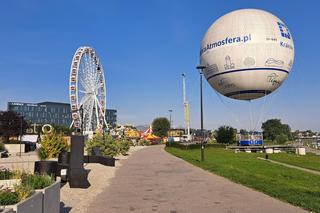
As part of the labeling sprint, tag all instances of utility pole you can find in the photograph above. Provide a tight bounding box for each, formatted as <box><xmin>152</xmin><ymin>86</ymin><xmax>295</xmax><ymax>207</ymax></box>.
<box><xmin>182</xmin><ymin>73</ymin><xmax>191</xmax><ymax>141</ymax></box>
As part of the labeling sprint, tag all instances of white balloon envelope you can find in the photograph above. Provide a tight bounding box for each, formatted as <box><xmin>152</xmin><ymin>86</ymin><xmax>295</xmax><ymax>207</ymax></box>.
<box><xmin>200</xmin><ymin>9</ymin><xmax>294</xmax><ymax>100</ymax></box>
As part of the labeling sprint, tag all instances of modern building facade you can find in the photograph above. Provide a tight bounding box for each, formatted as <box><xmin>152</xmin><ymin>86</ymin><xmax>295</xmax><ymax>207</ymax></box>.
<box><xmin>7</xmin><ymin>102</ymin><xmax>117</xmax><ymax>127</ymax></box>
<box><xmin>105</xmin><ymin>109</ymin><xmax>117</xmax><ymax>128</ymax></box>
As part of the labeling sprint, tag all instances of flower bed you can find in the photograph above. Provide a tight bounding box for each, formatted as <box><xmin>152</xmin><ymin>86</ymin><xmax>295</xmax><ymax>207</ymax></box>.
<box><xmin>0</xmin><ymin>167</ymin><xmax>14</xmax><ymax>180</ymax></box>
<box><xmin>0</xmin><ymin>167</ymin><xmax>21</xmax><ymax>189</ymax></box>
<box><xmin>0</xmin><ymin>169</ymin><xmax>60</xmax><ymax>213</ymax></box>
<box><xmin>21</xmin><ymin>174</ymin><xmax>54</xmax><ymax>190</ymax></box>
<box><xmin>0</xmin><ymin>186</ymin><xmax>19</xmax><ymax>206</ymax></box>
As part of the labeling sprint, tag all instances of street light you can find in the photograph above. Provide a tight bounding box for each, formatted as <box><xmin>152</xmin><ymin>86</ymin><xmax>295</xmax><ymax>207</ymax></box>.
<box><xmin>168</xmin><ymin>109</ymin><xmax>173</xmax><ymax>128</ymax></box>
<box><xmin>196</xmin><ymin>65</ymin><xmax>206</xmax><ymax>162</ymax></box>
<box><xmin>168</xmin><ymin>109</ymin><xmax>173</xmax><ymax>140</ymax></box>
<box><xmin>19</xmin><ymin>116</ymin><xmax>23</xmax><ymax>157</ymax></box>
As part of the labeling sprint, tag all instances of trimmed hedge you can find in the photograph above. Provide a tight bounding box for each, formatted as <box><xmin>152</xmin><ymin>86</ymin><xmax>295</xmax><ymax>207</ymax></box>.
<box><xmin>165</xmin><ymin>142</ymin><xmax>226</xmax><ymax>149</ymax></box>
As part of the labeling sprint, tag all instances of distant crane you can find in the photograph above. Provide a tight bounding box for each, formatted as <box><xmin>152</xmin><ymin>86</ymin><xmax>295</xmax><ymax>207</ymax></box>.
<box><xmin>182</xmin><ymin>73</ymin><xmax>191</xmax><ymax>141</ymax></box>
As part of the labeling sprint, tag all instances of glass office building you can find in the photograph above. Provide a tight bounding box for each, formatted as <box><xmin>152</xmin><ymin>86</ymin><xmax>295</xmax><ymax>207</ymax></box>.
<box><xmin>105</xmin><ymin>109</ymin><xmax>117</xmax><ymax>128</ymax></box>
<box><xmin>7</xmin><ymin>102</ymin><xmax>117</xmax><ymax>127</ymax></box>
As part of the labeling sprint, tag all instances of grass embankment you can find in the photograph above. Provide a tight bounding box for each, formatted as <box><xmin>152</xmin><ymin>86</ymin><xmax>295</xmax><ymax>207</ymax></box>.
<box><xmin>264</xmin><ymin>152</ymin><xmax>320</xmax><ymax>172</ymax></box>
<box><xmin>165</xmin><ymin>147</ymin><xmax>320</xmax><ymax>212</ymax></box>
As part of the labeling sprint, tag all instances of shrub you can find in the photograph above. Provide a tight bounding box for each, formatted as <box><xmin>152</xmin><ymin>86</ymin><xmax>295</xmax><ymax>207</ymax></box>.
<box><xmin>11</xmin><ymin>169</ymin><xmax>28</xmax><ymax>180</ymax></box>
<box><xmin>0</xmin><ymin>167</ymin><xmax>28</xmax><ymax>180</ymax></box>
<box><xmin>38</xmin><ymin>129</ymin><xmax>69</xmax><ymax>160</ymax></box>
<box><xmin>127</xmin><ymin>140</ymin><xmax>134</xmax><ymax>146</ymax></box>
<box><xmin>0</xmin><ymin>187</ymin><xmax>18</xmax><ymax>205</ymax></box>
<box><xmin>37</xmin><ymin>146</ymin><xmax>48</xmax><ymax>160</ymax></box>
<box><xmin>86</xmin><ymin>133</ymin><xmax>105</xmax><ymax>153</ymax></box>
<box><xmin>138</xmin><ymin>139</ymin><xmax>151</xmax><ymax>146</ymax></box>
<box><xmin>14</xmin><ymin>184</ymin><xmax>34</xmax><ymax>202</ymax></box>
<box><xmin>0</xmin><ymin>167</ymin><xmax>13</xmax><ymax>180</ymax></box>
<box><xmin>103</xmin><ymin>140</ymin><xmax>119</xmax><ymax>157</ymax></box>
<box><xmin>21</xmin><ymin>174</ymin><xmax>54</xmax><ymax>190</ymax></box>
<box><xmin>117</xmin><ymin>139</ymin><xmax>130</xmax><ymax>155</ymax></box>
<box><xmin>86</xmin><ymin>134</ymin><xmax>120</xmax><ymax>158</ymax></box>
<box><xmin>275</xmin><ymin>134</ymin><xmax>288</xmax><ymax>144</ymax></box>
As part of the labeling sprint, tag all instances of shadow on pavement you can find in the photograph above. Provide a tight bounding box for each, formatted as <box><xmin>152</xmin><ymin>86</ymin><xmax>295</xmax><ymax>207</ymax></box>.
<box><xmin>60</xmin><ymin>202</ymin><xmax>72</xmax><ymax>213</ymax></box>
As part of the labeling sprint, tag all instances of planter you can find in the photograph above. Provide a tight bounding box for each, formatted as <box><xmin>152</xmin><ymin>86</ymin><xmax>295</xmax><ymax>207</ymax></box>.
<box><xmin>99</xmin><ymin>156</ymin><xmax>115</xmax><ymax>167</ymax></box>
<box><xmin>0</xmin><ymin>208</ymin><xmax>14</xmax><ymax>213</ymax></box>
<box><xmin>91</xmin><ymin>146</ymin><xmax>101</xmax><ymax>156</ymax></box>
<box><xmin>4</xmin><ymin>144</ymin><xmax>25</xmax><ymax>154</ymax></box>
<box><xmin>57</xmin><ymin>152</ymin><xmax>69</xmax><ymax>182</ymax></box>
<box><xmin>34</xmin><ymin>161</ymin><xmax>58</xmax><ymax>179</ymax></box>
<box><xmin>7</xmin><ymin>191</ymin><xmax>43</xmax><ymax>213</ymax></box>
<box><xmin>58</xmin><ymin>151</ymin><xmax>69</xmax><ymax>165</ymax></box>
<box><xmin>84</xmin><ymin>155</ymin><xmax>100</xmax><ymax>163</ymax></box>
<box><xmin>36</xmin><ymin>180</ymin><xmax>60</xmax><ymax>213</ymax></box>
<box><xmin>83</xmin><ymin>155</ymin><xmax>115</xmax><ymax>166</ymax></box>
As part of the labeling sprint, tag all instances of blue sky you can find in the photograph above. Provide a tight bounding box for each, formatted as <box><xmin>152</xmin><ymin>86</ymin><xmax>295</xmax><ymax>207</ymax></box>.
<box><xmin>0</xmin><ymin>0</ymin><xmax>319</xmax><ymax>131</ymax></box>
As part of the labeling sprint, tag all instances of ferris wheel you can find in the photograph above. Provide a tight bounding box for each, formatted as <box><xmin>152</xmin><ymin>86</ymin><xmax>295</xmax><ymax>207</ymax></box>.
<box><xmin>69</xmin><ymin>46</ymin><xmax>107</xmax><ymax>134</ymax></box>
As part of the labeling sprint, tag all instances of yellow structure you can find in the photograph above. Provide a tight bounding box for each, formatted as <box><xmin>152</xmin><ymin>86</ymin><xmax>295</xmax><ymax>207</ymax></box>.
<box><xmin>168</xmin><ymin>129</ymin><xmax>184</xmax><ymax>137</ymax></box>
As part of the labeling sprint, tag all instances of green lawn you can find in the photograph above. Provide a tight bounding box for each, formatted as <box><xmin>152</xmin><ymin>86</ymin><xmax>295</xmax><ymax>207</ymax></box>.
<box><xmin>264</xmin><ymin>152</ymin><xmax>320</xmax><ymax>172</ymax></box>
<box><xmin>166</xmin><ymin>147</ymin><xmax>320</xmax><ymax>212</ymax></box>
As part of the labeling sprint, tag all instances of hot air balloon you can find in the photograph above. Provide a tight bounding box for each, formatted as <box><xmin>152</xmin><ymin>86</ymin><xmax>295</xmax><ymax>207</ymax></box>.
<box><xmin>200</xmin><ymin>9</ymin><xmax>294</xmax><ymax>100</ymax></box>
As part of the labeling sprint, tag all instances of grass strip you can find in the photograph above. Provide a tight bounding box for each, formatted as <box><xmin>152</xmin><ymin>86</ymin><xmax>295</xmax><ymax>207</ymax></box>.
<box><xmin>166</xmin><ymin>147</ymin><xmax>320</xmax><ymax>212</ymax></box>
<box><xmin>263</xmin><ymin>152</ymin><xmax>320</xmax><ymax>172</ymax></box>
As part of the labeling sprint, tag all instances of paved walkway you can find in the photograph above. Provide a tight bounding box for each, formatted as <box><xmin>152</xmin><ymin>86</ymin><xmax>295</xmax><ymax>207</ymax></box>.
<box><xmin>258</xmin><ymin>157</ymin><xmax>320</xmax><ymax>175</ymax></box>
<box><xmin>0</xmin><ymin>151</ymin><xmax>38</xmax><ymax>173</ymax></box>
<box><xmin>88</xmin><ymin>146</ymin><xmax>306</xmax><ymax>213</ymax></box>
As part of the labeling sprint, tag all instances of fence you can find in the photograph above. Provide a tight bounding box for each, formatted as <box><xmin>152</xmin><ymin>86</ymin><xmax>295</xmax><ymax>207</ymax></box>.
<box><xmin>165</xmin><ymin>142</ymin><xmax>226</xmax><ymax>149</ymax></box>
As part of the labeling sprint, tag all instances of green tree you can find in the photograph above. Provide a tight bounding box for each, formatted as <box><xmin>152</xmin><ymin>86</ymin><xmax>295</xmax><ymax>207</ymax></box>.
<box><xmin>215</xmin><ymin>126</ymin><xmax>236</xmax><ymax>144</ymax></box>
<box><xmin>0</xmin><ymin>111</ymin><xmax>29</xmax><ymax>143</ymax></box>
<box><xmin>282</xmin><ymin>124</ymin><xmax>293</xmax><ymax>140</ymax></box>
<box><xmin>261</xmin><ymin>119</ymin><xmax>291</xmax><ymax>142</ymax></box>
<box><xmin>239</xmin><ymin>129</ymin><xmax>248</xmax><ymax>135</ymax></box>
<box><xmin>152</xmin><ymin>117</ymin><xmax>170</xmax><ymax>138</ymax></box>
<box><xmin>275</xmin><ymin>134</ymin><xmax>288</xmax><ymax>144</ymax></box>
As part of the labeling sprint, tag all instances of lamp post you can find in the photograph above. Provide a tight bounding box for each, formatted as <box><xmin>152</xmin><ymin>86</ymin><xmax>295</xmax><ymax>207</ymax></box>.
<box><xmin>168</xmin><ymin>109</ymin><xmax>173</xmax><ymax>128</ymax></box>
<box><xmin>168</xmin><ymin>109</ymin><xmax>173</xmax><ymax>139</ymax></box>
<box><xmin>196</xmin><ymin>65</ymin><xmax>206</xmax><ymax>162</ymax></box>
<box><xmin>80</xmin><ymin>106</ymin><xmax>84</xmax><ymax>136</ymax></box>
<box><xmin>19</xmin><ymin>116</ymin><xmax>23</xmax><ymax>157</ymax></box>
